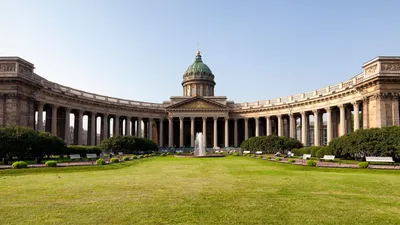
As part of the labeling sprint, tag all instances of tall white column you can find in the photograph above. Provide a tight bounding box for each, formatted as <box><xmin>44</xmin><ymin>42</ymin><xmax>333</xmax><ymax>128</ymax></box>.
<box><xmin>392</xmin><ymin>98</ymin><xmax>399</xmax><ymax>126</ymax></box>
<box><xmin>37</xmin><ymin>102</ymin><xmax>44</xmax><ymax>132</ymax></box>
<box><xmin>255</xmin><ymin>117</ymin><xmax>259</xmax><ymax>137</ymax></box>
<box><xmin>301</xmin><ymin>111</ymin><xmax>308</xmax><ymax>146</ymax></box>
<box><xmin>190</xmin><ymin>117</ymin><xmax>195</xmax><ymax>147</ymax></box>
<box><xmin>234</xmin><ymin>118</ymin><xmax>238</xmax><ymax>147</ymax></box>
<box><xmin>213</xmin><ymin>117</ymin><xmax>218</xmax><ymax>148</ymax></box>
<box><xmin>353</xmin><ymin>102</ymin><xmax>360</xmax><ymax>131</ymax></box>
<box><xmin>339</xmin><ymin>104</ymin><xmax>345</xmax><ymax>136</ymax></box>
<box><xmin>179</xmin><ymin>117</ymin><xmax>184</xmax><ymax>147</ymax></box>
<box><xmin>91</xmin><ymin>113</ymin><xmax>96</xmax><ymax>146</ymax></box>
<box><xmin>313</xmin><ymin>110</ymin><xmax>320</xmax><ymax>146</ymax></box>
<box><xmin>266</xmin><ymin>116</ymin><xmax>271</xmax><ymax>136</ymax></box>
<box><xmin>289</xmin><ymin>114</ymin><xmax>295</xmax><ymax>138</ymax></box>
<box><xmin>244</xmin><ymin>118</ymin><xmax>249</xmax><ymax>140</ymax></box>
<box><xmin>224</xmin><ymin>117</ymin><xmax>229</xmax><ymax>147</ymax></box>
<box><xmin>326</xmin><ymin>107</ymin><xmax>332</xmax><ymax>143</ymax></box>
<box><xmin>149</xmin><ymin>118</ymin><xmax>153</xmax><ymax>141</ymax></box>
<box><xmin>277</xmin><ymin>115</ymin><xmax>283</xmax><ymax>136</ymax></box>
<box><xmin>137</xmin><ymin>117</ymin><xmax>142</xmax><ymax>138</ymax></box>
<box><xmin>202</xmin><ymin>117</ymin><xmax>207</xmax><ymax>147</ymax></box>
<box><xmin>64</xmin><ymin>108</ymin><xmax>71</xmax><ymax>145</ymax></box>
<box><xmin>168</xmin><ymin>117</ymin><xmax>173</xmax><ymax>147</ymax></box>
<box><xmin>78</xmin><ymin>110</ymin><xmax>84</xmax><ymax>145</ymax></box>
<box><xmin>159</xmin><ymin>118</ymin><xmax>164</xmax><ymax>147</ymax></box>
<box><xmin>51</xmin><ymin>105</ymin><xmax>58</xmax><ymax>136</ymax></box>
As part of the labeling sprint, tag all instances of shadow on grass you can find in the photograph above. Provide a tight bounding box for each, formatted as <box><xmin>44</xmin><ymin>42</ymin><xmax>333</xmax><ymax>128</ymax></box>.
<box><xmin>0</xmin><ymin>158</ymin><xmax>153</xmax><ymax>177</ymax></box>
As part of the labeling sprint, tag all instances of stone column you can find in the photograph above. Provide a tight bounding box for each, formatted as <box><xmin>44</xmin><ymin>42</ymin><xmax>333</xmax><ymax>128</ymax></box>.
<box><xmin>102</xmin><ymin>114</ymin><xmax>108</xmax><ymax>141</ymax></box>
<box><xmin>244</xmin><ymin>118</ymin><xmax>249</xmax><ymax>140</ymax></box>
<box><xmin>91</xmin><ymin>113</ymin><xmax>96</xmax><ymax>146</ymax></box>
<box><xmin>313</xmin><ymin>110</ymin><xmax>320</xmax><ymax>146</ymax></box>
<box><xmin>168</xmin><ymin>117</ymin><xmax>173</xmax><ymax>147</ymax></box>
<box><xmin>159</xmin><ymin>118</ymin><xmax>164</xmax><ymax>147</ymax></box>
<box><xmin>339</xmin><ymin>104</ymin><xmax>345</xmax><ymax>136</ymax></box>
<box><xmin>213</xmin><ymin>117</ymin><xmax>218</xmax><ymax>148</ymax></box>
<box><xmin>277</xmin><ymin>115</ymin><xmax>283</xmax><ymax>136</ymax></box>
<box><xmin>137</xmin><ymin>117</ymin><xmax>142</xmax><ymax>138</ymax></box>
<box><xmin>363</xmin><ymin>99</ymin><xmax>369</xmax><ymax>129</ymax></box>
<box><xmin>202</xmin><ymin>117</ymin><xmax>207</xmax><ymax>147</ymax></box>
<box><xmin>190</xmin><ymin>117</ymin><xmax>195</xmax><ymax>147</ymax></box>
<box><xmin>64</xmin><ymin>108</ymin><xmax>71</xmax><ymax>145</ymax></box>
<box><xmin>37</xmin><ymin>102</ymin><xmax>44</xmax><ymax>131</ymax></box>
<box><xmin>301</xmin><ymin>112</ymin><xmax>308</xmax><ymax>146</ymax></box>
<box><xmin>326</xmin><ymin>107</ymin><xmax>332</xmax><ymax>143</ymax></box>
<box><xmin>224</xmin><ymin>117</ymin><xmax>229</xmax><ymax>147</ymax></box>
<box><xmin>266</xmin><ymin>116</ymin><xmax>271</xmax><ymax>136</ymax></box>
<box><xmin>51</xmin><ymin>105</ymin><xmax>58</xmax><ymax>136</ymax></box>
<box><xmin>149</xmin><ymin>118</ymin><xmax>153</xmax><ymax>141</ymax></box>
<box><xmin>289</xmin><ymin>114</ymin><xmax>295</xmax><ymax>138</ymax></box>
<box><xmin>114</xmin><ymin>115</ymin><xmax>120</xmax><ymax>136</ymax></box>
<box><xmin>125</xmin><ymin>117</ymin><xmax>130</xmax><ymax>136</ymax></box>
<box><xmin>78</xmin><ymin>110</ymin><xmax>84</xmax><ymax>145</ymax></box>
<box><xmin>234</xmin><ymin>118</ymin><xmax>238</xmax><ymax>147</ymax></box>
<box><xmin>179</xmin><ymin>117</ymin><xmax>184</xmax><ymax>147</ymax></box>
<box><xmin>353</xmin><ymin>102</ymin><xmax>360</xmax><ymax>131</ymax></box>
<box><xmin>255</xmin><ymin>117</ymin><xmax>259</xmax><ymax>137</ymax></box>
<box><xmin>392</xmin><ymin>98</ymin><xmax>399</xmax><ymax>126</ymax></box>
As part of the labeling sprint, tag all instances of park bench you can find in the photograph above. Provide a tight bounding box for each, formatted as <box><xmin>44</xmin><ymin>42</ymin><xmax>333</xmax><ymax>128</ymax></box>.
<box><xmin>255</xmin><ymin>151</ymin><xmax>263</xmax><ymax>155</ymax></box>
<box><xmin>320</xmin><ymin>155</ymin><xmax>335</xmax><ymax>161</ymax></box>
<box><xmin>288</xmin><ymin>153</ymin><xmax>294</xmax><ymax>157</ymax></box>
<box><xmin>86</xmin><ymin>154</ymin><xmax>98</xmax><ymax>159</ymax></box>
<box><xmin>302</xmin><ymin>154</ymin><xmax>311</xmax><ymax>160</ymax></box>
<box><xmin>118</xmin><ymin>152</ymin><xmax>123</xmax><ymax>156</ymax></box>
<box><xmin>366</xmin><ymin>157</ymin><xmax>394</xmax><ymax>164</ymax></box>
<box><xmin>243</xmin><ymin>151</ymin><xmax>251</xmax><ymax>154</ymax></box>
<box><xmin>69</xmin><ymin>154</ymin><xmax>81</xmax><ymax>160</ymax></box>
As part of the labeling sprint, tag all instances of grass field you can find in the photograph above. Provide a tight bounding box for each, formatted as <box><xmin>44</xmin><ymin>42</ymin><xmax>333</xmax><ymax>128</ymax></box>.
<box><xmin>1</xmin><ymin>156</ymin><xmax>399</xmax><ymax>225</ymax></box>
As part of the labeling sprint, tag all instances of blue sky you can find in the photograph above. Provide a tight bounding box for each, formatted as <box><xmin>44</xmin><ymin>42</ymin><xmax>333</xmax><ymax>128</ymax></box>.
<box><xmin>1</xmin><ymin>0</ymin><xmax>400</xmax><ymax>103</ymax></box>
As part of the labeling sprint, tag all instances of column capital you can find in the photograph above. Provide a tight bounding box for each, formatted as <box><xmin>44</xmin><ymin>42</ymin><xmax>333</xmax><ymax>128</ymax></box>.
<box><xmin>265</xmin><ymin>115</ymin><xmax>270</xmax><ymax>119</ymax></box>
<box><xmin>65</xmin><ymin>107</ymin><xmax>71</xmax><ymax>113</ymax></box>
<box><xmin>213</xmin><ymin>117</ymin><xmax>218</xmax><ymax>120</ymax></box>
<box><xmin>300</xmin><ymin>111</ymin><xmax>307</xmax><ymax>115</ymax></box>
<box><xmin>324</xmin><ymin>107</ymin><xmax>332</xmax><ymax>112</ymax></box>
<box><xmin>159</xmin><ymin>117</ymin><xmax>165</xmax><ymax>121</ymax></box>
<box><xmin>224</xmin><ymin>117</ymin><xmax>229</xmax><ymax>120</ymax></box>
<box><xmin>179</xmin><ymin>117</ymin><xmax>184</xmax><ymax>121</ymax></box>
<box><xmin>168</xmin><ymin>117</ymin><xmax>173</xmax><ymax>121</ymax></box>
<box><xmin>115</xmin><ymin>114</ymin><xmax>120</xmax><ymax>118</ymax></box>
<box><xmin>352</xmin><ymin>101</ymin><xmax>360</xmax><ymax>106</ymax></box>
<box><xmin>78</xmin><ymin>110</ymin><xmax>84</xmax><ymax>116</ymax></box>
<box><xmin>254</xmin><ymin>117</ymin><xmax>260</xmax><ymax>120</ymax></box>
<box><xmin>202</xmin><ymin>117</ymin><xmax>207</xmax><ymax>121</ymax></box>
<box><xmin>190</xmin><ymin>117</ymin><xmax>195</xmax><ymax>121</ymax></box>
<box><xmin>338</xmin><ymin>104</ymin><xmax>345</xmax><ymax>109</ymax></box>
<box><xmin>276</xmin><ymin>114</ymin><xmax>282</xmax><ymax>118</ymax></box>
<box><xmin>243</xmin><ymin>117</ymin><xmax>249</xmax><ymax>121</ymax></box>
<box><xmin>233</xmin><ymin>117</ymin><xmax>238</xmax><ymax>121</ymax></box>
<box><xmin>312</xmin><ymin>109</ymin><xmax>319</xmax><ymax>114</ymax></box>
<box><xmin>51</xmin><ymin>104</ymin><xmax>59</xmax><ymax>109</ymax></box>
<box><xmin>37</xmin><ymin>101</ymin><xmax>45</xmax><ymax>107</ymax></box>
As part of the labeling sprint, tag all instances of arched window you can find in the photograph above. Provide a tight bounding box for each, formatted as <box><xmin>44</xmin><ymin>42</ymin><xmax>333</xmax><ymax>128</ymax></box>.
<box><xmin>203</xmin><ymin>87</ymin><xmax>206</xmax><ymax>96</ymax></box>
<box><xmin>196</xmin><ymin>87</ymin><xmax>200</xmax><ymax>96</ymax></box>
<box><xmin>191</xmin><ymin>86</ymin><xmax>195</xmax><ymax>96</ymax></box>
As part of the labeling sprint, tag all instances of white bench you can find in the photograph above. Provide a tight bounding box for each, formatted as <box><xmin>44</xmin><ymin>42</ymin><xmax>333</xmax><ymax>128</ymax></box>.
<box><xmin>243</xmin><ymin>151</ymin><xmax>251</xmax><ymax>154</ymax></box>
<box><xmin>69</xmin><ymin>154</ymin><xmax>81</xmax><ymax>160</ymax></box>
<box><xmin>320</xmin><ymin>155</ymin><xmax>335</xmax><ymax>161</ymax></box>
<box><xmin>366</xmin><ymin>157</ymin><xmax>394</xmax><ymax>163</ymax></box>
<box><xmin>118</xmin><ymin>152</ymin><xmax>123</xmax><ymax>156</ymax></box>
<box><xmin>87</xmin><ymin>154</ymin><xmax>98</xmax><ymax>159</ymax></box>
<box><xmin>302</xmin><ymin>154</ymin><xmax>311</xmax><ymax>159</ymax></box>
<box><xmin>255</xmin><ymin>151</ymin><xmax>263</xmax><ymax>155</ymax></box>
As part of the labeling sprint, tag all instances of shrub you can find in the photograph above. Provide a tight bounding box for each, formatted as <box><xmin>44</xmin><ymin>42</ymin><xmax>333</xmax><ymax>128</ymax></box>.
<box><xmin>307</xmin><ymin>160</ymin><xmax>316</xmax><ymax>167</ymax></box>
<box><xmin>275</xmin><ymin>157</ymin><xmax>281</xmax><ymax>161</ymax></box>
<box><xmin>251</xmin><ymin>154</ymin><xmax>255</xmax><ymax>157</ymax></box>
<box><xmin>110</xmin><ymin>157</ymin><xmax>119</xmax><ymax>163</ymax></box>
<box><xmin>266</xmin><ymin>156</ymin><xmax>271</xmax><ymax>159</ymax></box>
<box><xmin>64</xmin><ymin>145</ymin><xmax>101</xmax><ymax>157</ymax></box>
<box><xmin>166</xmin><ymin>152</ymin><xmax>170</xmax><ymax>155</ymax></box>
<box><xmin>123</xmin><ymin>156</ymin><xmax>130</xmax><ymax>161</ymax></box>
<box><xmin>176</xmin><ymin>152</ymin><xmax>182</xmax><ymax>155</ymax></box>
<box><xmin>240</xmin><ymin>135</ymin><xmax>303</xmax><ymax>154</ymax></box>
<box><xmin>96</xmin><ymin>159</ymin><xmax>106</xmax><ymax>165</ymax></box>
<box><xmin>138</xmin><ymin>155</ymin><xmax>143</xmax><ymax>159</ymax></box>
<box><xmin>12</xmin><ymin>161</ymin><xmax>28</xmax><ymax>169</ymax></box>
<box><xmin>144</xmin><ymin>154</ymin><xmax>149</xmax><ymax>158</ymax></box>
<box><xmin>45</xmin><ymin>160</ymin><xmax>57</xmax><ymax>167</ymax></box>
<box><xmin>243</xmin><ymin>153</ymin><xmax>249</xmax><ymax>157</ymax></box>
<box><xmin>100</xmin><ymin>135</ymin><xmax>158</xmax><ymax>154</ymax></box>
<box><xmin>288</xmin><ymin>159</ymin><xmax>296</xmax><ymax>164</ymax></box>
<box><xmin>160</xmin><ymin>153</ymin><xmax>167</xmax><ymax>156</ymax></box>
<box><xmin>316</xmin><ymin>147</ymin><xmax>332</xmax><ymax>159</ymax></box>
<box><xmin>258</xmin><ymin>155</ymin><xmax>263</xmax><ymax>159</ymax></box>
<box><xmin>358</xmin><ymin>162</ymin><xmax>369</xmax><ymax>169</ymax></box>
<box><xmin>233</xmin><ymin>152</ymin><xmax>239</xmax><ymax>156</ymax></box>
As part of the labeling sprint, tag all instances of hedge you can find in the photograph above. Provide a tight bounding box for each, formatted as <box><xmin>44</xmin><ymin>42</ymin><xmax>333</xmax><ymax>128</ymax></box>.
<box><xmin>100</xmin><ymin>135</ymin><xmax>158</xmax><ymax>154</ymax></box>
<box><xmin>240</xmin><ymin>135</ymin><xmax>303</xmax><ymax>154</ymax></box>
<box><xmin>328</xmin><ymin>126</ymin><xmax>400</xmax><ymax>161</ymax></box>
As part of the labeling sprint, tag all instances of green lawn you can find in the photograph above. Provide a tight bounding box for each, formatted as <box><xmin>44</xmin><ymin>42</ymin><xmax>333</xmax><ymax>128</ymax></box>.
<box><xmin>0</xmin><ymin>157</ymin><xmax>399</xmax><ymax>225</ymax></box>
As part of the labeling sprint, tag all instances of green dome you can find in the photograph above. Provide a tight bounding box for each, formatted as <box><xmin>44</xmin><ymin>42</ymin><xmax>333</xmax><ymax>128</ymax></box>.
<box><xmin>183</xmin><ymin>52</ymin><xmax>213</xmax><ymax>77</ymax></box>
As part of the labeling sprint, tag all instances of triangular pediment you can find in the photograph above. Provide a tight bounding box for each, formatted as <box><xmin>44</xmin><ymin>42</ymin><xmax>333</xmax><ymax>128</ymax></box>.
<box><xmin>166</xmin><ymin>97</ymin><xmax>228</xmax><ymax>110</ymax></box>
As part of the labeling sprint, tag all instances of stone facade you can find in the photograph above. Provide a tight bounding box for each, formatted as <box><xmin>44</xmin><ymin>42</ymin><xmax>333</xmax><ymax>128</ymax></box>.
<box><xmin>1</xmin><ymin>55</ymin><xmax>400</xmax><ymax>148</ymax></box>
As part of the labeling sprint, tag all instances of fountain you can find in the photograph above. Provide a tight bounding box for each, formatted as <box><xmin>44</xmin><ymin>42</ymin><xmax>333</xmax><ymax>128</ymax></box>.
<box><xmin>174</xmin><ymin>132</ymin><xmax>225</xmax><ymax>158</ymax></box>
<box><xmin>194</xmin><ymin>132</ymin><xmax>205</xmax><ymax>156</ymax></box>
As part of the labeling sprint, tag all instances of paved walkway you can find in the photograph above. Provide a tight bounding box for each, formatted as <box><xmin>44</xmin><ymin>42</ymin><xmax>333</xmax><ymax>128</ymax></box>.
<box><xmin>0</xmin><ymin>161</ymin><xmax>108</xmax><ymax>169</ymax></box>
